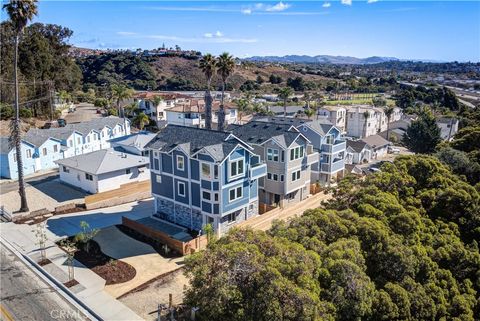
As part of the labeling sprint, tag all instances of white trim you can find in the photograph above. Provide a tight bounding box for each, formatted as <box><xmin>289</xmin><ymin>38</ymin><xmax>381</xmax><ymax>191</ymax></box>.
<box><xmin>177</xmin><ymin>181</ymin><xmax>186</xmax><ymax>197</ymax></box>
<box><xmin>228</xmin><ymin>158</ymin><xmax>244</xmax><ymax>180</ymax></box>
<box><xmin>228</xmin><ymin>185</ymin><xmax>243</xmax><ymax>203</ymax></box>
<box><xmin>176</xmin><ymin>155</ymin><xmax>185</xmax><ymax>171</ymax></box>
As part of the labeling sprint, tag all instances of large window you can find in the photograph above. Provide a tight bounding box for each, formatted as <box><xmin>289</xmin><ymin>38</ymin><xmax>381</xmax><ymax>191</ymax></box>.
<box><xmin>267</xmin><ymin>172</ymin><xmax>279</xmax><ymax>181</ymax></box>
<box><xmin>267</xmin><ymin>148</ymin><xmax>279</xmax><ymax>162</ymax></box>
<box><xmin>289</xmin><ymin>146</ymin><xmax>304</xmax><ymax>161</ymax></box>
<box><xmin>291</xmin><ymin>170</ymin><xmax>301</xmax><ymax>182</ymax></box>
<box><xmin>177</xmin><ymin>181</ymin><xmax>186</xmax><ymax>196</ymax></box>
<box><xmin>229</xmin><ymin>159</ymin><xmax>244</xmax><ymax>178</ymax></box>
<box><xmin>176</xmin><ymin>155</ymin><xmax>185</xmax><ymax>171</ymax></box>
<box><xmin>201</xmin><ymin>163</ymin><xmax>211</xmax><ymax>179</ymax></box>
<box><xmin>225</xmin><ymin>212</ymin><xmax>236</xmax><ymax>223</ymax></box>
<box><xmin>229</xmin><ymin>186</ymin><xmax>242</xmax><ymax>202</ymax></box>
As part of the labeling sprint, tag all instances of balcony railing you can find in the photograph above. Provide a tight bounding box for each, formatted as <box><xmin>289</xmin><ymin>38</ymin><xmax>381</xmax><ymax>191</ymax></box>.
<box><xmin>249</xmin><ymin>163</ymin><xmax>267</xmax><ymax>180</ymax></box>
<box><xmin>321</xmin><ymin>140</ymin><xmax>346</xmax><ymax>154</ymax></box>
<box><xmin>320</xmin><ymin>158</ymin><xmax>345</xmax><ymax>173</ymax></box>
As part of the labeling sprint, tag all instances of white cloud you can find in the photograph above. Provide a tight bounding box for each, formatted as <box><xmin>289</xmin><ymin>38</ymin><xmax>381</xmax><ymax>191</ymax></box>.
<box><xmin>367</xmin><ymin>0</ymin><xmax>379</xmax><ymax>3</ymax></box>
<box><xmin>117</xmin><ymin>31</ymin><xmax>137</xmax><ymax>36</ymax></box>
<box><xmin>203</xmin><ymin>31</ymin><xmax>224</xmax><ymax>38</ymax></box>
<box><xmin>322</xmin><ymin>2</ymin><xmax>331</xmax><ymax>8</ymax></box>
<box><xmin>203</xmin><ymin>33</ymin><xmax>213</xmax><ymax>38</ymax></box>
<box><xmin>341</xmin><ymin>0</ymin><xmax>352</xmax><ymax>5</ymax></box>
<box><xmin>215</xmin><ymin>31</ymin><xmax>223</xmax><ymax>37</ymax></box>
<box><xmin>241</xmin><ymin>8</ymin><xmax>252</xmax><ymax>14</ymax></box>
<box><xmin>266</xmin><ymin>2</ymin><xmax>291</xmax><ymax>12</ymax></box>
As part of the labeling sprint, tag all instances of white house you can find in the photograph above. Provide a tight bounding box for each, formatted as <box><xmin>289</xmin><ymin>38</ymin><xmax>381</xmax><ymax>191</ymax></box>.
<box><xmin>361</xmin><ymin>135</ymin><xmax>391</xmax><ymax>160</ymax></box>
<box><xmin>55</xmin><ymin>149</ymin><xmax>149</xmax><ymax>194</ymax></box>
<box><xmin>317</xmin><ymin>106</ymin><xmax>347</xmax><ymax>133</ymax></box>
<box><xmin>109</xmin><ymin>131</ymin><xmax>157</xmax><ymax>156</ymax></box>
<box><xmin>165</xmin><ymin>99</ymin><xmax>238</xmax><ymax>128</ymax></box>
<box><xmin>345</xmin><ymin>140</ymin><xmax>372</xmax><ymax>164</ymax></box>
<box><xmin>345</xmin><ymin>105</ymin><xmax>401</xmax><ymax>139</ymax></box>
<box><xmin>437</xmin><ymin>117</ymin><xmax>459</xmax><ymax>141</ymax></box>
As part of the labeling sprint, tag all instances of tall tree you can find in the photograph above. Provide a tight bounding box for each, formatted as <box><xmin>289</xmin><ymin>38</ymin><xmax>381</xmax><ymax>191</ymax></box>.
<box><xmin>403</xmin><ymin>108</ymin><xmax>441</xmax><ymax>154</ymax></box>
<box><xmin>384</xmin><ymin>106</ymin><xmax>394</xmax><ymax>140</ymax></box>
<box><xmin>199</xmin><ymin>54</ymin><xmax>216</xmax><ymax>130</ymax></box>
<box><xmin>3</xmin><ymin>0</ymin><xmax>38</xmax><ymax>212</ymax></box>
<box><xmin>110</xmin><ymin>84</ymin><xmax>133</xmax><ymax>118</ymax></box>
<box><xmin>133</xmin><ymin>112</ymin><xmax>150</xmax><ymax>130</ymax></box>
<box><xmin>277</xmin><ymin>87</ymin><xmax>293</xmax><ymax>118</ymax></box>
<box><xmin>215</xmin><ymin>52</ymin><xmax>235</xmax><ymax>131</ymax></box>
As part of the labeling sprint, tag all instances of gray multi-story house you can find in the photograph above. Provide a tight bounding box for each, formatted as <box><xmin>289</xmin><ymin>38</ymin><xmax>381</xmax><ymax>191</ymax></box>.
<box><xmin>229</xmin><ymin>121</ymin><xmax>318</xmax><ymax>208</ymax></box>
<box><xmin>146</xmin><ymin>125</ymin><xmax>266</xmax><ymax>235</ymax></box>
<box><xmin>255</xmin><ymin>117</ymin><xmax>346</xmax><ymax>186</ymax></box>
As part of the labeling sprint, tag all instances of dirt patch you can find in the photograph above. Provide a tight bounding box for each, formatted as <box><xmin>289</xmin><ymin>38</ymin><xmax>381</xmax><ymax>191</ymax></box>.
<box><xmin>59</xmin><ymin>239</ymin><xmax>136</xmax><ymax>285</ymax></box>
<box><xmin>63</xmin><ymin>279</ymin><xmax>79</xmax><ymax>288</ymax></box>
<box><xmin>38</xmin><ymin>258</ymin><xmax>52</xmax><ymax>266</ymax></box>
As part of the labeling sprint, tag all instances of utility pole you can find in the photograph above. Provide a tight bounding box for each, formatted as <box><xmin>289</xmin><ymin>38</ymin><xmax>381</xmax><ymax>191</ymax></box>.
<box><xmin>47</xmin><ymin>80</ymin><xmax>54</xmax><ymax>121</ymax></box>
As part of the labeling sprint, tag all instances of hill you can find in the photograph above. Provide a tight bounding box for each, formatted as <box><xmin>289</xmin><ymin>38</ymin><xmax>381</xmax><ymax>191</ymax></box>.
<box><xmin>245</xmin><ymin>54</ymin><xmax>400</xmax><ymax>65</ymax></box>
<box><xmin>77</xmin><ymin>53</ymin><xmax>331</xmax><ymax>91</ymax></box>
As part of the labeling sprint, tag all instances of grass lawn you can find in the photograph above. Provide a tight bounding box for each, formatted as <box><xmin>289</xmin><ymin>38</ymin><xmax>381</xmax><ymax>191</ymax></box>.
<box><xmin>325</xmin><ymin>98</ymin><xmax>397</xmax><ymax>106</ymax></box>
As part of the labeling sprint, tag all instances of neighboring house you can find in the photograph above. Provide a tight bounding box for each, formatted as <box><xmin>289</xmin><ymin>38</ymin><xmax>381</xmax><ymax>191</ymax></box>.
<box><xmin>361</xmin><ymin>135</ymin><xmax>391</xmax><ymax>160</ymax></box>
<box><xmin>135</xmin><ymin>92</ymin><xmax>191</xmax><ymax>123</ymax></box>
<box><xmin>317</xmin><ymin>106</ymin><xmax>347</xmax><ymax>133</ymax></box>
<box><xmin>230</xmin><ymin>121</ymin><xmax>318</xmax><ymax>208</ymax></box>
<box><xmin>255</xmin><ymin>117</ymin><xmax>346</xmax><ymax>186</ymax></box>
<box><xmin>110</xmin><ymin>131</ymin><xmax>157</xmax><ymax>156</ymax></box>
<box><xmin>268</xmin><ymin>105</ymin><xmax>305</xmax><ymax>118</ymax></box>
<box><xmin>437</xmin><ymin>117</ymin><xmax>459</xmax><ymax>141</ymax></box>
<box><xmin>22</xmin><ymin>132</ymin><xmax>63</xmax><ymax>172</ymax></box>
<box><xmin>146</xmin><ymin>125</ymin><xmax>267</xmax><ymax>235</ymax></box>
<box><xmin>0</xmin><ymin>137</ymin><xmax>37</xmax><ymax>179</ymax></box>
<box><xmin>345</xmin><ymin>140</ymin><xmax>372</xmax><ymax>164</ymax></box>
<box><xmin>165</xmin><ymin>100</ymin><xmax>238</xmax><ymax>128</ymax></box>
<box><xmin>345</xmin><ymin>105</ymin><xmax>402</xmax><ymax>138</ymax></box>
<box><xmin>345</xmin><ymin>164</ymin><xmax>364</xmax><ymax>176</ymax></box>
<box><xmin>55</xmin><ymin>149</ymin><xmax>149</xmax><ymax>194</ymax></box>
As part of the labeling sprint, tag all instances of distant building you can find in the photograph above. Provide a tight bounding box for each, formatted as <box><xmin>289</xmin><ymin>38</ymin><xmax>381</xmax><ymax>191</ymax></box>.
<box><xmin>345</xmin><ymin>105</ymin><xmax>402</xmax><ymax>138</ymax></box>
<box><xmin>55</xmin><ymin>149</ymin><xmax>149</xmax><ymax>194</ymax></box>
<box><xmin>437</xmin><ymin>117</ymin><xmax>459</xmax><ymax>141</ymax></box>
<box><xmin>317</xmin><ymin>106</ymin><xmax>347</xmax><ymax>133</ymax></box>
<box><xmin>345</xmin><ymin>140</ymin><xmax>372</xmax><ymax>165</ymax></box>
<box><xmin>109</xmin><ymin>131</ymin><xmax>157</xmax><ymax>156</ymax></box>
<box><xmin>165</xmin><ymin>100</ymin><xmax>238</xmax><ymax>128</ymax></box>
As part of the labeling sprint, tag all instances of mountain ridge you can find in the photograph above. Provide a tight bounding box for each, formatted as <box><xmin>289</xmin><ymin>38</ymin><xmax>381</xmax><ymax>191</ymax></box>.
<box><xmin>244</xmin><ymin>54</ymin><xmax>401</xmax><ymax>65</ymax></box>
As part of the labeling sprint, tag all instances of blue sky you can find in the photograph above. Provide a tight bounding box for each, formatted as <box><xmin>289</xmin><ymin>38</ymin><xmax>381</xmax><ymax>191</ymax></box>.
<box><xmin>8</xmin><ymin>1</ymin><xmax>480</xmax><ymax>61</ymax></box>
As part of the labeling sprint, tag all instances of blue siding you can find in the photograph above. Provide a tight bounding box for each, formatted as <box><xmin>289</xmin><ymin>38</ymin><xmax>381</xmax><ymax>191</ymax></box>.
<box><xmin>37</xmin><ymin>139</ymin><xmax>62</xmax><ymax>170</ymax></box>
<box><xmin>1</xmin><ymin>142</ymin><xmax>38</xmax><ymax>179</ymax></box>
<box><xmin>202</xmin><ymin>201</ymin><xmax>212</xmax><ymax>213</ymax></box>
<box><xmin>191</xmin><ymin>159</ymin><xmax>199</xmax><ymax>181</ymax></box>
<box><xmin>213</xmin><ymin>204</ymin><xmax>220</xmax><ymax>214</ymax></box>
<box><xmin>222</xmin><ymin>180</ymin><xmax>250</xmax><ymax>213</ymax></box>
<box><xmin>174</xmin><ymin>178</ymin><xmax>189</xmax><ymax>205</ymax></box>
<box><xmin>191</xmin><ymin>182</ymin><xmax>200</xmax><ymax>207</ymax></box>
<box><xmin>172</xmin><ymin>150</ymin><xmax>188</xmax><ymax>178</ymax></box>
<box><xmin>198</xmin><ymin>153</ymin><xmax>214</xmax><ymax>162</ymax></box>
<box><xmin>161</xmin><ymin>154</ymin><xmax>172</xmax><ymax>173</ymax></box>
<box><xmin>152</xmin><ymin>173</ymin><xmax>174</xmax><ymax>199</ymax></box>
<box><xmin>0</xmin><ymin>153</ymin><xmax>10</xmax><ymax>178</ymax></box>
<box><xmin>201</xmin><ymin>180</ymin><xmax>211</xmax><ymax>190</ymax></box>
<box><xmin>213</xmin><ymin>182</ymin><xmax>219</xmax><ymax>190</ymax></box>
<box><xmin>249</xmin><ymin>180</ymin><xmax>258</xmax><ymax>198</ymax></box>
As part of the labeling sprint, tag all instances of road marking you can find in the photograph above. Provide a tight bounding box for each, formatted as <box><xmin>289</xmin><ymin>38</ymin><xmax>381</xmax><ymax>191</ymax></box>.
<box><xmin>0</xmin><ymin>303</ymin><xmax>15</xmax><ymax>321</ymax></box>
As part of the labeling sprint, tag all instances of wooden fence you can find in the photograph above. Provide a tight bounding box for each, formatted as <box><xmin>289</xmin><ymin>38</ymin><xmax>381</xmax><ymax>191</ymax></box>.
<box><xmin>85</xmin><ymin>180</ymin><xmax>151</xmax><ymax>210</ymax></box>
<box><xmin>122</xmin><ymin>217</ymin><xmax>208</xmax><ymax>256</ymax></box>
<box><xmin>259</xmin><ymin>202</ymin><xmax>277</xmax><ymax>214</ymax></box>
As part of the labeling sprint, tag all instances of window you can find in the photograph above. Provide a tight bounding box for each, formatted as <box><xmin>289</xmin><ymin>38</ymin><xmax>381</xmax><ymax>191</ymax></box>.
<box><xmin>54</xmin><ymin>145</ymin><xmax>58</xmax><ymax>153</ymax></box>
<box><xmin>26</xmin><ymin>150</ymin><xmax>32</xmax><ymax>158</ymax></box>
<box><xmin>267</xmin><ymin>173</ymin><xmax>279</xmax><ymax>181</ymax></box>
<box><xmin>126</xmin><ymin>168</ymin><xmax>131</xmax><ymax>174</ymax></box>
<box><xmin>176</xmin><ymin>155</ymin><xmax>185</xmax><ymax>171</ymax></box>
<box><xmin>281</xmin><ymin>150</ymin><xmax>285</xmax><ymax>162</ymax></box>
<box><xmin>156</xmin><ymin>175</ymin><xmax>162</xmax><ymax>183</ymax></box>
<box><xmin>87</xmin><ymin>136</ymin><xmax>90</xmax><ymax>143</ymax></box>
<box><xmin>291</xmin><ymin>170</ymin><xmax>301</xmax><ymax>182</ymax></box>
<box><xmin>43</xmin><ymin>148</ymin><xmax>47</xmax><ymax>156</ymax></box>
<box><xmin>101</xmin><ymin>132</ymin><xmax>105</xmax><ymax>138</ymax></box>
<box><xmin>85</xmin><ymin>173</ymin><xmax>93</xmax><ymax>181</ymax></box>
<box><xmin>202</xmin><ymin>191</ymin><xmax>211</xmax><ymax>200</ymax></box>
<box><xmin>229</xmin><ymin>159</ymin><xmax>244</xmax><ymax>178</ymax></box>
<box><xmin>225</xmin><ymin>212</ymin><xmax>236</xmax><ymax>223</ymax></box>
<box><xmin>273</xmin><ymin>174</ymin><xmax>278</xmax><ymax>181</ymax></box>
<box><xmin>214</xmin><ymin>193</ymin><xmax>219</xmax><ymax>201</ymax></box>
<box><xmin>63</xmin><ymin>166</ymin><xmax>69</xmax><ymax>173</ymax></box>
<box><xmin>201</xmin><ymin>163</ymin><xmax>211</xmax><ymax>179</ymax></box>
<box><xmin>290</xmin><ymin>146</ymin><xmax>304</xmax><ymax>161</ymax></box>
<box><xmin>13</xmin><ymin>153</ymin><xmax>17</xmax><ymax>162</ymax></box>
<box><xmin>177</xmin><ymin>181</ymin><xmax>186</xmax><ymax>196</ymax></box>
<box><xmin>280</xmin><ymin>174</ymin><xmax>284</xmax><ymax>182</ymax></box>
<box><xmin>68</xmin><ymin>140</ymin><xmax>73</xmax><ymax>147</ymax></box>
<box><xmin>229</xmin><ymin>186</ymin><xmax>242</xmax><ymax>202</ymax></box>
<box><xmin>77</xmin><ymin>137</ymin><xmax>81</xmax><ymax>144</ymax></box>
<box><xmin>267</xmin><ymin>148</ymin><xmax>279</xmax><ymax>161</ymax></box>
<box><xmin>214</xmin><ymin>165</ymin><xmax>219</xmax><ymax>179</ymax></box>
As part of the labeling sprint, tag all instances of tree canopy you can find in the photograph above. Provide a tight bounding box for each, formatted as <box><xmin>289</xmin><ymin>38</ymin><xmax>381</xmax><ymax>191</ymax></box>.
<box><xmin>184</xmin><ymin>155</ymin><xmax>480</xmax><ymax>321</ymax></box>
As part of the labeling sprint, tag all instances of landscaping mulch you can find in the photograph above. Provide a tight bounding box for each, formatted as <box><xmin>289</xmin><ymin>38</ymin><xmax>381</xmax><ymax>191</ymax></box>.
<box><xmin>60</xmin><ymin>239</ymin><xmax>136</xmax><ymax>285</ymax></box>
<box><xmin>38</xmin><ymin>258</ymin><xmax>52</xmax><ymax>266</ymax></box>
<box><xmin>63</xmin><ymin>279</ymin><xmax>79</xmax><ymax>288</ymax></box>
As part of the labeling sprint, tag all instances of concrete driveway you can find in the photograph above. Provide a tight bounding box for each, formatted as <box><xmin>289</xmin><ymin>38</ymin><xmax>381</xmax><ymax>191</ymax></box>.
<box><xmin>94</xmin><ymin>226</ymin><xmax>184</xmax><ymax>298</ymax></box>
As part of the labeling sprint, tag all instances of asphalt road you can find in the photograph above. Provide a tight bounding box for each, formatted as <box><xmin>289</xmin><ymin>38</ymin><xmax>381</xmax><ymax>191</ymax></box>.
<box><xmin>0</xmin><ymin>243</ymin><xmax>88</xmax><ymax>321</ymax></box>
<box><xmin>64</xmin><ymin>103</ymin><xmax>101</xmax><ymax>124</ymax></box>
<box><xmin>0</xmin><ymin>172</ymin><xmax>59</xmax><ymax>195</ymax></box>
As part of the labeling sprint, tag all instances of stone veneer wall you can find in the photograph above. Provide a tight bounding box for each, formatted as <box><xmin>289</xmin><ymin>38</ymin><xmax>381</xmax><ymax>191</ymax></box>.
<box><xmin>156</xmin><ymin>197</ymin><xmax>203</xmax><ymax>230</ymax></box>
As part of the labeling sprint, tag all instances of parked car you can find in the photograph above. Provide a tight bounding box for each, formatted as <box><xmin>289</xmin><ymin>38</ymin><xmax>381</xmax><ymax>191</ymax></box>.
<box><xmin>57</xmin><ymin>118</ymin><xmax>67</xmax><ymax>127</ymax></box>
<box><xmin>388</xmin><ymin>146</ymin><xmax>400</xmax><ymax>154</ymax></box>
<box><xmin>43</xmin><ymin>121</ymin><xmax>59</xmax><ymax>129</ymax></box>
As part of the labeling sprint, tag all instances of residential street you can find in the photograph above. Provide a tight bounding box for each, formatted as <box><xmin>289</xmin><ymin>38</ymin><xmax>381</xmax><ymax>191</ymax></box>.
<box><xmin>0</xmin><ymin>171</ymin><xmax>59</xmax><ymax>195</ymax></box>
<box><xmin>64</xmin><ymin>103</ymin><xmax>101</xmax><ymax>123</ymax></box>
<box><xmin>0</xmin><ymin>243</ymin><xmax>87</xmax><ymax>321</ymax></box>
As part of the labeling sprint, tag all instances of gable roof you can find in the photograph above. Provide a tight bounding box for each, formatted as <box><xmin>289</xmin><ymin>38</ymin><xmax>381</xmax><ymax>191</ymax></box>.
<box><xmin>346</xmin><ymin>140</ymin><xmax>368</xmax><ymax>153</ymax></box>
<box><xmin>361</xmin><ymin>134</ymin><xmax>391</xmax><ymax>148</ymax></box>
<box><xmin>109</xmin><ymin>132</ymin><xmax>157</xmax><ymax>152</ymax></box>
<box><xmin>146</xmin><ymin>125</ymin><xmax>248</xmax><ymax>162</ymax></box>
<box><xmin>254</xmin><ymin>116</ymin><xmax>335</xmax><ymax>137</ymax></box>
<box><xmin>228</xmin><ymin>121</ymin><xmax>305</xmax><ymax>148</ymax></box>
<box><xmin>55</xmin><ymin>149</ymin><xmax>148</xmax><ymax>175</ymax></box>
<box><xmin>23</xmin><ymin>130</ymin><xmax>62</xmax><ymax>148</ymax></box>
<box><xmin>0</xmin><ymin>137</ymin><xmax>12</xmax><ymax>154</ymax></box>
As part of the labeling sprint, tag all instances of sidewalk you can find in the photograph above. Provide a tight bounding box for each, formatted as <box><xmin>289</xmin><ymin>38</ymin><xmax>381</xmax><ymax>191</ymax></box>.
<box><xmin>0</xmin><ymin>199</ymin><xmax>155</xmax><ymax>321</ymax></box>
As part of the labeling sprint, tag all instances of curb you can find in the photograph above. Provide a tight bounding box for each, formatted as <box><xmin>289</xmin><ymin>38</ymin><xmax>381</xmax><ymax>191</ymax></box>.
<box><xmin>0</xmin><ymin>236</ymin><xmax>102</xmax><ymax>321</ymax></box>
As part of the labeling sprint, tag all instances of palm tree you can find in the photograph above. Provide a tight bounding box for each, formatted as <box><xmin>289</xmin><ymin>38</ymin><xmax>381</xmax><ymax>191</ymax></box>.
<box><xmin>133</xmin><ymin>112</ymin><xmax>150</xmax><ymax>130</ymax></box>
<box><xmin>199</xmin><ymin>54</ymin><xmax>216</xmax><ymax>130</ymax></box>
<box><xmin>384</xmin><ymin>106</ymin><xmax>395</xmax><ymax>140</ymax></box>
<box><xmin>124</xmin><ymin>102</ymin><xmax>139</xmax><ymax>118</ymax></box>
<box><xmin>362</xmin><ymin>111</ymin><xmax>370</xmax><ymax>138</ymax></box>
<box><xmin>304</xmin><ymin>108</ymin><xmax>315</xmax><ymax>120</ymax></box>
<box><xmin>215</xmin><ymin>52</ymin><xmax>235</xmax><ymax>131</ymax></box>
<box><xmin>110</xmin><ymin>84</ymin><xmax>134</xmax><ymax>118</ymax></box>
<box><xmin>151</xmin><ymin>95</ymin><xmax>163</xmax><ymax>118</ymax></box>
<box><xmin>277</xmin><ymin>87</ymin><xmax>293</xmax><ymax>118</ymax></box>
<box><xmin>234</xmin><ymin>98</ymin><xmax>251</xmax><ymax>124</ymax></box>
<box><xmin>3</xmin><ymin>0</ymin><xmax>38</xmax><ymax>212</ymax></box>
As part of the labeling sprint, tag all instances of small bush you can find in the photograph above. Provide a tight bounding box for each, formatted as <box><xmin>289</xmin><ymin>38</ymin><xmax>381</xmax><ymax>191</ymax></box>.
<box><xmin>19</xmin><ymin>108</ymin><xmax>33</xmax><ymax>118</ymax></box>
<box><xmin>0</xmin><ymin>104</ymin><xmax>14</xmax><ymax>120</ymax></box>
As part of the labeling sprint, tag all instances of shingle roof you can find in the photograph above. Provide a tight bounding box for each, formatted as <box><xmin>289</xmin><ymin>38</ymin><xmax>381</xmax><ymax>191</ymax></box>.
<box><xmin>23</xmin><ymin>130</ymin><xmax>62</xmax><ymax>147</ymax></box>
<box><xmin>64</xmin><ymin>117</ymin><xmax>126</xmax><ymax>134</ymax></box>
<box><xmin>228</xmin><ymin>121</ymin><xmax>303</xmax><ymax>148</ymax></box>
<box><xmin>0</xmin><ymin>137</ymin><xmax>12</xmax><ymax>154</ymax></box>
<box><xmin>361</xmin><ymin>135</ymin><xmax>390</xmax><ymax>148</ymax></box>
<box><xmin>254</xmin><ymin>116</ymin><xmax>334</xmax><ymax>136</ymax></box>
<box><xmin>109</xmin><ymin>132</ymin><xmax>157</xmax><ymax>152</ymax></box>
<box><xmin>166</xmin><ymin>99</ymin><xmax>236</xmax><ymax>113</ymax></box>
<box><xmin>346</xmin><ymin>140</ymin><xmax>368</xmax><ymax>153</ymax></box>
<box><xmin>146</xmin><ymin>125</ymin><xmax>245</xmax><ymax>162</ymax></box>
<box><xmin>55</xmin><ymin>149</ymin><xmax>148</xmax><ymax>175</ymax></box>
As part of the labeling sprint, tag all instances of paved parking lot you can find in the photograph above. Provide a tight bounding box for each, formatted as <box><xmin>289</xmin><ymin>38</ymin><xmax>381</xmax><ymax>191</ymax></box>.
<box><xmin>0</xmin><ymin>177</ymin><xmax>86</xmax><ymax>214</ymax></box>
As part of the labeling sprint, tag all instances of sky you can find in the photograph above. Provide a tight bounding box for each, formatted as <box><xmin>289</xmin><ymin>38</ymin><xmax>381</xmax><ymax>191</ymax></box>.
<box><xmin>4</xmin><ymin>1</ymin><xmax>480</xmax><ymax>61</ymax></box>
